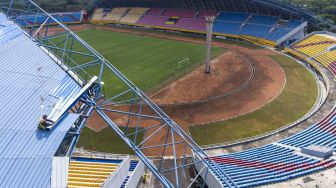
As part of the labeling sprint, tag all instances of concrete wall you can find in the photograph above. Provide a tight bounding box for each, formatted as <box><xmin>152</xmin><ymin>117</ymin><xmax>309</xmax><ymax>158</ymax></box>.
<box><xmin>125</xmin><ymin>160</ymin><xmax>145</xmax><ymax>188</ymax></box>
<box><xmin>277</xmin><ymin>22</ymin><xmax>307</xmax><ymax>46</ymax></box>
<box><xmin>193</xmin><ymin>153</ymin><xmax>224</xmax><ymax>188</ymax></box>
<box><xmin>51</xmin><ymin>157</ymin><xmax>69</xmax><ymax>188</ymax></box>
<box><xmin>103</xmin><ymin>156</ymin><xmax>130</xmax><ymax>188</ymax></box>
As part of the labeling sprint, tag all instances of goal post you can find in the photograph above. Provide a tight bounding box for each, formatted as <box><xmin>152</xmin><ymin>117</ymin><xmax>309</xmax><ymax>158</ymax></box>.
<box><xmin>177</xmin><ymin>58</ymin><xmax>191</xmax><ymax>72</ymax></box>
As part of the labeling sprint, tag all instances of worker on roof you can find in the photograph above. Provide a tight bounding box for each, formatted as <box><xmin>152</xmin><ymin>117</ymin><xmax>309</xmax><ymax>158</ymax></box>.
<box><xmin>38</xmin><ymin>115</ymin><xmax>54</xmax><ymax>130</ymax></box>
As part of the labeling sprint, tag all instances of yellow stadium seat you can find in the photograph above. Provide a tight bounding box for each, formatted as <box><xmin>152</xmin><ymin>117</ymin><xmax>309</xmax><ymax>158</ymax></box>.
<box><xmin>102</xmin><ymin>13</ymin><xmax>123</xmax><ymax>22</ymax></box>
<box><xmin>290</xmin><ymin>34</ymin><xmax>336</xmax><ymax>75</ymax></box>
<box><xmin>111</xmin><ymin>7</ymin><xmax>129</xmax><ymax>14</ymax></box>
<box><xmin>128</xmin><ymin>8</ymin><xmax>149</xmax><ymax>14</ymax></box>
<box><xmin>67</xmin><ymin>160</ymin><xmax>120</xmax><ymax>188</ymax></box>
<box><xmin>119</xmin><ymin>14</ymin><xmax>142</xmax><ymax>24</ymax></box>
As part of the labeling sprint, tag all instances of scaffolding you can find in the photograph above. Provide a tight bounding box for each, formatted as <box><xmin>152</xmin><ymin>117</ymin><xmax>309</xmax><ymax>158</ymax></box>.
<box><xmin>0</xmin><ymin>0</ymin><xmax>237</xmax><ymax>187</ymax></box>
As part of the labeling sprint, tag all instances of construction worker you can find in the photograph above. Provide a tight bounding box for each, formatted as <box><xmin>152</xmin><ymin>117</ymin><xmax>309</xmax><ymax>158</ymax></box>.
<box><xmin>38</xmin><ymin>115</ymin><xmax>54</xmax><ymax>130</ymax></box>
<box><xmin>142</xmin><ymin>174</ymin><xmax>147</xmax><ymax>184</ymax></box>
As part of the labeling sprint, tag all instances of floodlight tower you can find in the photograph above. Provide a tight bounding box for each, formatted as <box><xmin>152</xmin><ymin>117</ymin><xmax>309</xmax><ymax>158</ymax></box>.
<box><xmin>205</xmin><ymin>16</ymin><xmax>215</xmax><ymax>73</ymax></box>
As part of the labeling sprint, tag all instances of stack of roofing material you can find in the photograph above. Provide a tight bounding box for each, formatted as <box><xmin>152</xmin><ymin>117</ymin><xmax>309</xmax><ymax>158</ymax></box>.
<box><xmin>0</xmin><ymin>12</ymin><xmax>81</xmax><ymax>187</ymax></box>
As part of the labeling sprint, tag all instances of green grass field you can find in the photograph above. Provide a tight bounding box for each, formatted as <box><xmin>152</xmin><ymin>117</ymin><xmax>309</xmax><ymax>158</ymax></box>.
<box><xmin>73</xmin><ymin>29</ymin><xmax>225</xmax><ymax>153</ymax></box>
<box><xmin>190</xmin><ymin>55</ymin><xmax>318</xmax><ymax>146</ymax></box>
<box><xmin>76</xmin><ymin>127</ymin><xmax>144</xmax><ymax>154</ymax></box>
<box><xmin>76</xmin><ymin>29</ymin><xmax>225</xmax><ymax>96</ymax></box>
<box><xmin>95</xmin><ymin>25</ymin><xmax>263</xmax><ymax>50</ymax></box>
<box><xmin>73</xmin><ymin>29</ymin><xmax>317</xmax><ymax>152</ymax></box>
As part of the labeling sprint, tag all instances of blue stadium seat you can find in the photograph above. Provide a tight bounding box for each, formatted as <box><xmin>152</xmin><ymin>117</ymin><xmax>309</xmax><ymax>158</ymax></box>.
<box><xmin>216</xmin><ymin>12</ymin><xmax>249</xmax><ymax>22</ymax></box>
<box><xmin>249</xmin><ymin>15</ymin><xmax>278</xmax><ymax>25</ymax></box>
<box><xmin>213</xmin><ymin>21</ymin><xmax>241</xmax><ymax>35</ymax></box>
<box><xmin>208</xmin><ymin>107</ymin><xmax>336</xmax><ymax>187</ymax></box>
<box><xmin>213</xmin><ymin>12</ymin><xmax>303</xmax><ymax>42</ymax></box>
<box><xmin>239</xmin><ymin>24</ymin><xmax>271</xmax><ymax>38</ymax></box>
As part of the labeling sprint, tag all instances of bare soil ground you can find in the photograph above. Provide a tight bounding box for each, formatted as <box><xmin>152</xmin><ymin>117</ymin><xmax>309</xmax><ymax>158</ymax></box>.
<box><xmin>150</xmin><ymin>52</ymin><xmax>253</xmax><ymax>104</ymax></box>
<box><xmin>71</xmin><ymin>25</ymin><xmax>286</xmax><ymax>156</ymax></box>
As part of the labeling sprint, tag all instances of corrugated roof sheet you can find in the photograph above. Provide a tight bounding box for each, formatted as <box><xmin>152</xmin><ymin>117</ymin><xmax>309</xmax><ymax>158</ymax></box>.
<box><xmin>0</xmin><ymin>12</ymin><xmax>81</xmax><ymax>187</ymax></box>
<box><xmin>51</xmin><ymin>157</ymin><xmax>69</xmax><ymax>188</ymax></box>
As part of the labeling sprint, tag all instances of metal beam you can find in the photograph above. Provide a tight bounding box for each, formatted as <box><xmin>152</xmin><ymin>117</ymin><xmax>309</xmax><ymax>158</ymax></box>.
<box><xmin>0</xmin><ymin>1</ymin><xmax>238</xmax><ymax>187</ymax></box>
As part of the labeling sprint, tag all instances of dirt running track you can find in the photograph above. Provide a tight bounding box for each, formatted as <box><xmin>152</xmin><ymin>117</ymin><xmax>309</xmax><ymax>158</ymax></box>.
<box><xmin>69</xmin><ymin>25</ymin><xmax>286</xmax><ymax>156</ymax></box>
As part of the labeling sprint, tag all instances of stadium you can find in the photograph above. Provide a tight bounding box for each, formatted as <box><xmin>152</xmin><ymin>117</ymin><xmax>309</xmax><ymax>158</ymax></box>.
<box><xmin>0</xmin><ymin>0</ymin><xmax>335</xmax><ymax>187</ymax></box>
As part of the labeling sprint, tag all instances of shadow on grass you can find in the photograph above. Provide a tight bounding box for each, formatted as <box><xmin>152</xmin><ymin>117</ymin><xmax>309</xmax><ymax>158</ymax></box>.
<box><xmin>77</xmin><ymin>126</ymin><xmax>144</xmax><ymax>154</ymax></box>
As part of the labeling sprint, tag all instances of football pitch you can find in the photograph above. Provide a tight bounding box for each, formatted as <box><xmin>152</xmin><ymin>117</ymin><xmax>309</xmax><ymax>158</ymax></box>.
<box><xmin>76</xmin><ymin>29</ymin><xmax>226</xmax><ymax>95</ymax></box>
<box><xmin>75</xmin><ymin>29</ymin><xmax>225</xmax><ymax>153</ymax></box>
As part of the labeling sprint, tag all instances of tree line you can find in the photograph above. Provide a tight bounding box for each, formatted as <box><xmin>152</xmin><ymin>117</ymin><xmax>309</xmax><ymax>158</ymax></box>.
<box><xmin>283</xmin><ymin>0</ymin><xmax>336</xmax><ymax>27</ymax></box>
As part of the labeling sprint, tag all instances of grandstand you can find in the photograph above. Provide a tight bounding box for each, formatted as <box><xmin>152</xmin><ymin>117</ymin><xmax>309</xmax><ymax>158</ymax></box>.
<box><xmin>1</xmin><ymin>0</ymin><xmax>336</xmax><ymax>187</ymax></box>
<box><xmin>14</xmin><ymin>11</ymin><xmax>84</xmax><ymax>26</ymax></box>
<box><xmin>192</xmin><ymin>31</ymin><xmax>336</xmax><ymax>188</ymax></box>
<box><xmin>195</xmin><ymin>108</ymin><xmax>336</xmax><ymax>187</ymax></box>
<box><xmin>91</xmin><ymin>6</ymin><xmax>306</xmax><ymax>47</ymax></box>
<box><xmin>286</xmin><ymin>32</ymin><xmax>336</xmax><ymax>76</ymax></box>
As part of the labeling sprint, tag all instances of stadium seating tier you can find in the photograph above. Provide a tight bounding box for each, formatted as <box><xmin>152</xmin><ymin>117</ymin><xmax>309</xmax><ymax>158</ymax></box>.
<box><xmin>290</xmin><ymin>33</ymin><xmax>336</xmax><ymax>76</ymax></box>
<box><xmin>208</xmin><ymin>106</ymin><xmax>336</xmax><ymax>187</ymax></box>
<box><xmin>91</xmin><ymin>8</ymin><xmax>303</xmax><ymax>44</ymax></box>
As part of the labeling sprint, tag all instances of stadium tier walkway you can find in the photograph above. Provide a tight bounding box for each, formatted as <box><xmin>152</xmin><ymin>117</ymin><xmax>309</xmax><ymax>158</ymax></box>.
<box><xmin>0</xmin><ymin>12</ymin><xmax>82</xmax><ymax>187</ymax></box>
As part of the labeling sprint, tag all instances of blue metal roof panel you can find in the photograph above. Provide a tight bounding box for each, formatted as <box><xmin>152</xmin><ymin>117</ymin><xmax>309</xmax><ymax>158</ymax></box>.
<box><xmin>0</xmin><ymin>12</ymin><xmax>81</xmax><ymax>187</ymax></box>
<box><xmin>0</xmin><ymin>114</ymin><xmax>79</xmax><ymax>187</ymax></box>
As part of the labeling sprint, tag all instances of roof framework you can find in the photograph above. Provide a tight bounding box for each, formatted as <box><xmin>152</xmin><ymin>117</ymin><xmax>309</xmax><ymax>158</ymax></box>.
<box><xmin>0</xmin><ymin>0</ymin><xmax>238</xmax><ymax>187</ymax></box>
<box><xmin>0</xmin><ymin>10</ymin><xmax>93</xmax><ymax>187</ymax></box>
